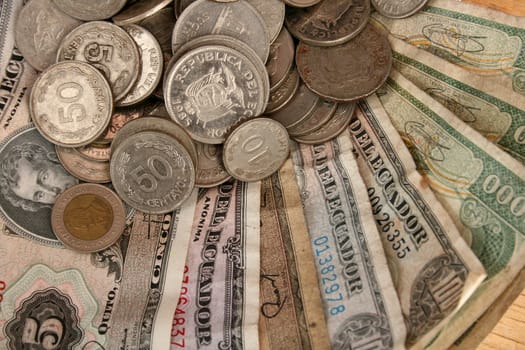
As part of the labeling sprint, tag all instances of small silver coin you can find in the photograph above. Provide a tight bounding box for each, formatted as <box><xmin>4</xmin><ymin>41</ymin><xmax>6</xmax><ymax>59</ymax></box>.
<box><xmin>111</xmin><ymin>131</ymin><xmax>196</xmax><ymax>214</ymax></box>
<box><xmin>57</xmin><ymin>21</ymin><xmax>141</xmax><ymax>101</ymax></box>
<box><xmin>246</xmin><ymin>0</ymin><xmax>285</xmax><ymax>44</ymax></box>
<box><xmin>53</xmin><ymin>0</ymin><xmax>127</xmax><ymax>20</ymax></box>
<box><xmin>267</xmin><ymin>27</ymin><xmax>295</xmax><ymax>91</ymax></box>
<box><xmin>30</xmin><ymin>61</ymin><xmax>113</xmax><ymax>148</ymax></box>
<box><xmin>371</xmin><ymin>0</ymin><xmax>430</xmax><ymax>19</ymax></box>
<box><xmin>195</xmin><ymin>142</ymin><xmax>231</xmax><ymax>188</ymax></box>
<box><xmin>112</xmin><ymin>0</ymin><xmax>173</xmax><ymax>25</ymax></box>
<box><xmin>223</xmin><ymin>118</ymin><xmax>289</xmax><ymax>182</ymax></box>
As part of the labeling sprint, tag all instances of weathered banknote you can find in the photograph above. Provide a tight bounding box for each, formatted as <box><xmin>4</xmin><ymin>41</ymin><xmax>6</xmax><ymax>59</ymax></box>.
<box><xmin>0</xmin><ymin>191</ymin><xmax>197</xmax><ymax>350</ymax></box>
<box><xmin>347</xmin><ymin>96</ymin><xmax>486</xmax><ymax>348</ymax></box>
<box><xmin>390</xmin><ymin>36</ymin><xmax>525</xmax><ymax>164</ymax></box>
<box><xmin>377</xmin><ymin>70</ymin><xmax>525</xmax><ymax>349</ymax></box>
<box><xmin>170</xmin><ymin>180</ymin><xmax>260</xmax><ymax>350</ymax></box>
<box><xmin>291</xmin><ymin>137</ymin><xmax>407</xmax><ymax>349</ymax></box>
<box><xmin>259</xmin><ymin>158</ymin><xmax>331</xmax><ymax>350</ymax></box>
<box><xmin>371</xmin><ymin>0</ymin><xmax>525</xmax><ymax>97</ymax></box>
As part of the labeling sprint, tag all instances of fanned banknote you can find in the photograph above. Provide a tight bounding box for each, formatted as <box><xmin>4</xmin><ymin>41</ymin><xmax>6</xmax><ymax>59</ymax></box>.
<box><xmin>259</xmin><ymin>158</ymin><xmax>331</xmax><ymax>350</ymax></box>
<box><xmin>377</xmin><ymin>70</ymin><xmax>525</xmax><ymax>349</ymax></box>
<box><xmin>291</xmin><ymin>136</ymin><xmax>407</xmax><ymax>349</ymax></box>
<box><xmin>346</xmin><ymin>96</ymin><xmax>486</xmax><ymax>349</ymax></box>
<box><xmin>170</xmin><ymin>180</ymin><xmax>260</xmax><ymax>350</ymax></box>
<box><xmin>0</xmin><ymin>192</ymin><xmax>197</xmax><ymax>350</ymax></box>
<box><xmin>371</xmin><ymin>0</ymin><xmax>525</xmax><ymax>97</ymax></box>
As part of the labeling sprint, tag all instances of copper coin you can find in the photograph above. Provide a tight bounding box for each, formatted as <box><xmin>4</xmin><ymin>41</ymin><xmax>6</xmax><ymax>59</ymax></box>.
<box><xmin>77</xmin><ymin>143</ymin><xmax>111</xmax><ymax>162</ymax></box>
<box><xmin>51</xmin><ymin>183</ymin><xmax>126</xmax><ymax>252</ymax></box>
<box><xmin>265</xmin><ymin>67</ymin><xmax>300</xmax><ymax>114</ymax></box>
<box><xmin>195</xmin><ymin>142</ymin><xmax>231</xmax><ymax>188</ymax></box>
<box><xmin>267</xmin><ymin>27</ymin><xmax>295</xmax><ymax>91</ymax></box>
<box><xmin>56</xmin><ymin>146</ymin><xmax>111</xmax><ymax>183</ymax></box>
<box><xmin>95</xmin><ymin>106</ymin><xmax>145</xmax><ymax>145</ymax></box>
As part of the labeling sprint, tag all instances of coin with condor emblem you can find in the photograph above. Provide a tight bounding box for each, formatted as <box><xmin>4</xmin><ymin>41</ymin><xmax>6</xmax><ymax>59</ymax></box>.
<box><xmin>372</xmin><ymin>0</ymin><xmax>430</xmax><ymax>19</ymax></box>
<box><xmin>51</xmin><ymin>183</ymin><xmax>126</xmax><ymax>252</ymax></box>
<box><xmin>165</xmin><ymin>45</ymin><xmax>269</xmax><ymax>144</ymax></box>
<box><xmin>53</xmin><ymin>0</ymin><xmax>127</xmax><ymax>20</ymax></box>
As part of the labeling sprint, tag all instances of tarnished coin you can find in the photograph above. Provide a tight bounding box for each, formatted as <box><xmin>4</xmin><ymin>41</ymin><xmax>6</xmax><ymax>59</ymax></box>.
<box><xmin>56</xmin><ymin>146</ymin><xmax>112</xmax><ymax>183</ymax></box>
<box><xmin>165</xmin><ymin>45</ymin><xmax>269</xmax><ymax>144</ymax></box>
<box><xmin>51</xmin><ymin>183</ymin><xmax>126</xmax><ymax>252</ymax></box>
<box><xmin>223</xmin><ymin>118</ymin><xmax>289</xmax><ymax>182</ymax></box>
<box><xmin>296</xmin><ymin>24</ymin><xmax>392</xmax><ymax>101</ymax></box>
<box><xmin>120</xmin><ymin>25</ymin><xmax>163</xmax><ymax>106</ymax></box>
<box><xmin>284</xmin><ymin>0</ymin><xmax>322</xmax><ymax>7</ymax></box>
<box><xmin>0</xmin><ymin>126</ymin><xmax>79</xmax><ymax>246</ymax></box>
<box><xmin>287</xmin><ymin>99</ymin><xmax>338</xmax><ymax>137</ymax></box>
<box><xmin>77</xmin><ymin>143</ymin><xmax>111</xmax><ymax>162</ymax></box>
<box><xmin>267</xmin><ymin>27</ymin><xmax>295</xmax><ymax>91</ymax></box>
<box><xmin>175</xmin><ymin>0</ymin><xmax>240</xmax><ymax>18</ymax></box>
<box><xmin>372</xmin><ymin>0</ymin><xmax>430</xmax><ymax>19</ymax></box>
<box><xmin>286</xmin><ymin>0</ymin><xmax>371</xmax><ymax>46</ymax></box>
<box><xmin>265</xmin><ymin>67</ymin><xmax>300</xmax><ymax>114</ymax></box>
<box><xmin>30</xmin><ymin>61</ymin><xmax>113</xmax><ymax>148</ymax></box>
<box><xmin>53</xmin><ymin>0</ymin><xmax>127</xmax><ymax>20</ymax></box>
<box><xmin>269</xmin><ymin>82</ymin><xmax>320</xmax><ymax>128</ymax></box>
<box><xmin>172</xmin><ymin>0</ymin><xmax>270</xmax><ymax>63</ymax></box>
<box><xmin>95</xmin><ymin>106</ymin><xmax>145</xmax><ymax>144</ymax></box>
<box><xmin>111</xmin><ymin>131</ymin><xmax>196</xmax><ymax>214</ymax></box>
<box><xmin>112</xmin><ymin>0</ymin><xmax>173</xmax><ymax>25</ymax></box>
<box><xmin>57</xmin><ymin>21</ymin><xmax>140</xmax><ymax>101</ymax></box>
<box><xmin>15</xmin><ymin>0</ymin><xmax>82</xmax><ymax>71</ymax></box>
<box><xmin>195</xmin><ymin>142</ymin><xmax>231</xmax><ymax>188</ymax></box>
<box><xmin>246</xmin><ymin>0</ymin><xmax>285</xmax><ymax>44</ymax></box>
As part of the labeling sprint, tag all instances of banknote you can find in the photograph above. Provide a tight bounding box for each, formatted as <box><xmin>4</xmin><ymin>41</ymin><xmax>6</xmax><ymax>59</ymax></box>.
<box><xmin>291</xmin><ymin>136</ymin><xmax>407</xmax><ymax>349</ymax></box>
<box><xmin>377</xmin><ymin>70</ymin><xmax>525</xmax><ymax>349</ymax></box>
<box><xmin>170</xmin><ymin>180</ymin><xmax>260</xmax><ymax>350</ymax></box>
<box><xmin>346</xmin><ymin>96</ymin><xmax>486</xmax><ymax>349</ymax></box>
<box><xmin>259</xmin><ymin>158</ymin><xmax>331</xmax><ymax>350</ymax></box>
<box><xmin>371</xmin><ymin>0</ymin><xmax>525</xmax><ymax>97</ymax></box>
<box><xmin>463</xmin><ymin>0</ymin><xmax>525</xmax><ymax>16</ymax></box>
<box><xmin>0</xmin><ymin>191</ymin><xmax>197</xmax><ymax>350</ymax></box>
<box><xmin>389</xmin><ymin>36</ymin><xmax>525</xmax><ymax>164</ymax></box>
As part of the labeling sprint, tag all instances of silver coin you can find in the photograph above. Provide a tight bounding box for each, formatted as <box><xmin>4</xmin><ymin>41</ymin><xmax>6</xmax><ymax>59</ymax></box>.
<box><xmin>15</xmin><ymin>0</ymin><xmax>82</xmax><ymax>72</ymax></box>
<box><xmin>56</xmin><ymin>21</ymin><xmax>141</xmax><ymax>102</ymax></box>
<box><xmin>284</xmin><ymin>0</ymin><xmax>322</xmax><ymax>7</ymax></box>
<box><xmin>265</xmin><ymin>67</ymin><xmax>300</xmax><ymax>114</ymax></box>
<box><xmin>120</xmin><ymin>25</ymin><xmax>164</xmax><ymax>107</ymax></box>
<box><xmin>112</xmin><ymin>0</ymin><xmax>173</xmax><ymax>25</ymax></box>
<box><xmin>0</xmin><ymin>126</ymin><xmax>79</xmax><ymax>246</ymax></box>
<box><xmin>53</xmin><ymin>0</ymin><xmax>127</xmax><ymax>20</ymax></box>
<box><xmin>195</xmin><ymin>142</ymin><xmax>231</xmax><ymax>188</ymax></box>
<box><xmin>30</xmin><ymin>61</ymin><xmax>113</xmax><ymax>148</ymax></box>
<box><xmin>175</xmin><ymin>0</ymin><xmax>239</xmax><ymax>18</ymax></box>
<box><xmin>111</xmin><ymin>131</ymin><xmax>196</xmax><ymax>214</ymax></box>
<box><xmin>267</xmin><ymin>27</ymin><xmax>295</xmax><ymax>91</ymax></box>
<box><xmin>165</xmin><ymin>45</ymin><xmax>269</xmax><ymax>144</ymax></box>
<box><xmin>172</xmin><ymin>0</ymin><xmax>270</xmax><ymax>63</ymax></box>
<box><xmin>246</xmin><ymin>0</ymin><xmax>285</xmax><ymax>44</ymax></box>
<box><xmin>371</xmin><ymin>0</ymin><xmax>430</xmax><ymax>19</ymax></box>
<box><xmin>223</xmin><ymin>118</ymin><xmax>289</xmax><ymax>182</ymax></box>
<box><xmin>269</xmin><ymin>82</ymin><xmax>320</xmax><ymax>128</ymax></box>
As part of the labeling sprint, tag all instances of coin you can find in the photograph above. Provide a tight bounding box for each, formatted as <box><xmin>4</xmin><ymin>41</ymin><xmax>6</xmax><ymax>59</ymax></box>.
<box><xmin>223</xmin><ymin>118</ymin><xmax>289</xmax><ymax>182</ymax></box>
<box><xmin>267</xmin><ymin>27</ymin><xmax>295</xmax><ymax>91</ymax></box>
<box><xmin>95</xmin><ymin>106</ymin><xmax>145</xmax><ymax>144</ymax></box>
<box><xmin>57</xmin><ymin>21</ymin><xmax>141</xmax><ymax>101</ymax></box>
<box><xmin>284</xmin><ymin>0</ymin><xmax>322</xmax><ymax>7</ymax></box>
<box><xmin>285</xmin><ymin>0</ymin><xmax>371</xmax><ymax>47</ymax></box>
<box><xmin>14</xmin><ymin>0</ymin><xmax>82</xmax><ymax>71</ymax></box>
<box><xmin>53</xmin><ymin>0</ymin><xmax>127</xmax><ymax>21</ymax></box>
<box><xmin>371</xmin><ymin>0</ymin><xmax>430</xmax><ymax>19</ymax></box>
<box><xmin>172</xmin><ymin>0</ymin><xmax>270</xmax><ymax>63</ymax></box>
<box><xmin>165</xmin><ymin>45</ymin><xmax>269</xmax><ymax>144</ymax></box>
<box><xmin>77</xmin><ymin>143</ymin><xmax>111</xmax><ymax>162</ymax></box>
<box><xmin>195</xmin><ymin>142</ymin><xmax>231</xmax><ymax>188</ymax></box>
<box><xmin>0</xmin><ymin>126</ymin><xmax>79</xmax><ymax>246</ymax></box>
<box><xmin>269</xmin><ymin>82</ymin><xmax>320</xmax><ymax>128</ymax></box>
<box><xmin>110</xmin><ymin>131</ymin><xmax>196</xmax><ymax>214</ymax></box>
<box><xmin>51</xmin><ymin>183</ymin><xmax>126</xmax><ymax>252</ymax></box>
<box><xmin>287</xmin><ymin>99</ymin><xmax>338</xmax><ymax>137</ymax></box>
<box><xmin>119</xmin><ymin>25</ymin><xmax>164</xmax><ymax>107</ymax></box>
<box><xmin>56</xmin><ymin>146</ymin><xmax>112</xmax><ymax>183</ymax></box>
<box><xmin>296</xmin><ymin>23</ymin><xmax>392</xmax><ymax>101</ymax></box>
<box><xmin>112</xmin><ymin>0</ymin><xmax>173</xmax><ymax>25</ymax></box>
<box><xmin>265</xmin><ymin>68</ymin><xmax>300</xmax><ymax>114</ymax></box>
<box><xmin>246</xmin><ymin>0</ymin><xmax>285</xmax><ymax>44</ymax></box>
<box><xmin>30</xmin><ymin>61</ymin><xmax>113</xmax><ymax>148</ymax></box>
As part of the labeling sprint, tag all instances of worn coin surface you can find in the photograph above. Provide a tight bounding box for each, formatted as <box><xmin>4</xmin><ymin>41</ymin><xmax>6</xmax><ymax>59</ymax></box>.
<box><xmin>57</xmin><ymin>21</ymin><xmax>140</xmax><ymax>101</ymax></box>
<box><xmin>15</xmin><ymin>0</ymin><xmax>82</xmax><ymax>72</ymax></box>
<box><xmin>53</xmin><ymin>0</ymin><xmax>127</xmax><ymax>20</ymax></box>
<box><xmin>172</xmin><ymin>0</ymin><xmax>269</xmax><ymax>63</ymax></box>
<box><xmin>51</xmin><ymin>183</ymin><xmax>126</xmax><ymax>252</ymax></box>
<box><xmin>286</xmin><ymin>0</ymin><xmax>370</xmax><ymax>46</ymax></box>
<box><xmin>111</xmin><ymin>131</ymin><xmax>196</xmax><ymax>214</ymax></box>
<box><xmin>95</xmin><ymin>106</ymin><xmax>145</xmax><ymax>144</ymax></box>
<box><xmin>287</xmin><ymin>99</ymin><xmax>338</xmax><ymax>137</ymax></box>
<box><xmin>246</xmin><ymin>0</ymin><xmax>285</xmax><ymax>44</ymax></box>
<box><xmin>77</xmin><ymin>143</ymin><xmax>111</xmax><ymax>162</ymax></box>
<box><xmin>112</xmin><ymin>0</ymin><xmax>173</xmax><ymax>25</ymax></box>
<box><xmin>223</xmin><ymin>118</ymin><xmax>289</xmax><ymax>182</ymax></box>
<box><xmin>56</xmin><ymin>146</ymin><xmax>112</xmax><ymax>183</ymax></box>
<box><xmin>265</xmin><ymin>67</ymin><xmax>300</xmax><ymax>114</ymax></box>
<box><xmin>165</xmin><ymin>45</ymin><xmax>269</xmax><ymax>144</ymax></box>
<box><xmin>120</xmin><ymin>25</ymin><xmax>163</xmax><ymax>106</ymax></box>
<box><xmin>296</xmin><ymin>24</ymin><xmax>392</xmax><ymax>101</ymax></box>
<box><xmin>195</xmin><ymin>142</ymin><xmax>231</xmax><ymax>188</ymax></box>
<box><xmin>284</xmin><ymin>0</ymin><xmax>322</xmax><ymax>7</ymax></box>
<box><xmin>270</xmin><ymin>82</ymin><xmax>320</xmax><ymax>128</ymax></box>
<box><xmin>267</xmin><ymin>27</ymin><xmax>295</xmax><ymax>91</ymax></box>
<box><xmin>371</xmin><ymin>0</ymin><xmax>430</xmax><ymax>18</ymax></box>
<box><xmin>30</xmin><ymin>61</ymin><xmax>113</xmax><ymax>148</ymax></box>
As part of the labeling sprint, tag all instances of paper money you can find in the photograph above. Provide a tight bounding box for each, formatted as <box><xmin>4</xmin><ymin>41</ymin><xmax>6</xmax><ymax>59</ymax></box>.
<box><xmin>170</xmin><ymin>180</ymin><xmax>260</xmax><ymax>350</ymax></box>
<box><xmin>259</xmin><ymin>158</ymin><xmax>331</xmax><ymax>350</ymax></box>
<box><xmin>291</xmin><ymin>136</ymin><xmax>407</xmax><ymax>349</ymax></box>
<box><xmin>377</xmin><ymin>70</ymin><xmax>525</xmax><ymax>349</ymax></box>
<box><xmin>347</xmin><ymin>96</ymin><xmax>486</xmax><ymax>348</ymax></box>
<box><xmin>371</xmin><ymin>0</ymin><xmax>525</xmax><ymax>97</ymax></box>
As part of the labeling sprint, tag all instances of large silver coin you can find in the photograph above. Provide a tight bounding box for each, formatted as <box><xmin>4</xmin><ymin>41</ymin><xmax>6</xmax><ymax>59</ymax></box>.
<box><xmin>112</xmin><ymin>0</ymin><xmax>173</xmax><ymax>25</ymax></box>
<box><xmin>57</xmin><ymin>21</ymin><xmax>141</xmax><ymax>102</ymax></box>
<box><xmin>286</xmin><ymin>0</ymin><xmax>371</xmax><ymax>47</ymax></box>
<box><xmin>223</xmin><ymin>118</ymin><xmax>289</xmax><ymax>182</ymax></box>
<box><xmin>0</xmin><ymin>126</ymin><xmax>78</xmax><ymax>246</ymax></box>
<box><xmin>246</xmin><ymin>0</ymin><xmax>285</xmax><ymax>44</ymax></box>
<box><xmin>165</xmin><ymin>45</ymin><xmax>269</xmax><ymax>144</ymax></box>
<box><xmin>371</xmin><ymin>0</ymin><xmax>430</xmax><ymax>18</ymax></box>
<box><xmin>15</xmin><ymin>0</ymin><xmax>82</xmax><ymax>71</ymax></box>
<box><xmin>172</xmin><ymin>0</ymin><xmax>270</xmax><ymax>63</ymax></box>
<box><xmin>53</xmin><ymin>0</ymin><xmax>127</xmax><ymax>20</ymax></box>
<box><xmin>30</xmin><ymin>61</ymin><xmax>113</xmax><ymax>148</ymax></box>
<box><xmin>111</xmin><ymin>131</ymin><xmax>195</xmax><ymax>214</ymax></box>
